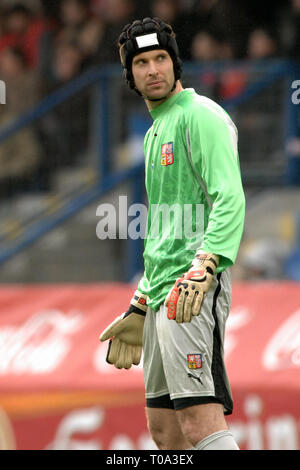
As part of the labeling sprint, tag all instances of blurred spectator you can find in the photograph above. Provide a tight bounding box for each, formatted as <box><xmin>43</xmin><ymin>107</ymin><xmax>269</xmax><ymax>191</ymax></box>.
<box><xmin>191</xmin><ymin>30</ymin><xmax>221</xmax><ymax>61</ymax></box>
<box><xmin>0</xmin><ymin>3</ymin><xmax>51</xmax><ymax>68</ymax></box>
<box><xmin>190</xmin><ymin>30</ymin><xmax>247</xmax><ymax>101</ymax></box>
<box><xmin>188</xmin><ymin>30</ymin><xmax>219</xmax><ymax>100</ymax></box>
<box><xmin>39</xmin><ymin>39</ymin><xmax>90</xmax><ymax>173</ymax></box>
<box><xmin>52</xmin><ymin>39</ymin><xmax>85</xmax><ymax>83</ymax></box>
<box><xmin>37</xmin><ymin>1</ymin><xmax>102</xmax><ymax>176</ymax></box>
<box><xmin>0</xmin><ymin>46</ymin><xmax>41</xmax><ymax>111</ymax></box>
<box><xmin>182</xmin><ymin>0</ymin><xmax>251</xmax><ymax>59</ymax></box>
<box><xmin>278</xmin><ymin>0</ymin><xmax>300</xmax><ymax>60</ymax></box>
<box><xmin>0</xmin><ymin>46</ymin><xmax>43</xmax><ymax>197</ymax></box>
<box><xmin>39</xmin><ymin>0</ymin><xmax>104</xmax><ymax>81</ymax></box>
<box><xmin>151</xmin><ymin>0</ymin><xmax>181</xmax><ymax>25</ymax></box>
<box><xmin>57</xmin><ymin>0</ymin><xmax>105</xmax><ymax>65</ymax></box>
<box><xmin>77</xmin><ymin>16</ymin><xmax>105</xmax><ymax>60</ymax></box>
<box><xmin>89</xmin><ymin>0</ymin><xmax>105</xmax><ymax>15</ymax></box>
<box><xmin>60</xmin><ymin>0</ymin><xmax>90</xmax><ymax>28</ymax></box>
<box><xmin>94</xmin><ymin>0</ymin><xmax>136</xmax><ymax>65</ymax></box>
<box><xmin>247</xmin><ymin>28</ymin><xmax>279</xmax><ymax>60</ymax></box>
<box><xmin>91</xmin><ymin>0</ymin><xmax>149</xmax><ymax>19</ymax></box>
<box><xmin>98</xmin><ymin>0</ymin><xmax>135</xmax><ymax>24</ymax></box>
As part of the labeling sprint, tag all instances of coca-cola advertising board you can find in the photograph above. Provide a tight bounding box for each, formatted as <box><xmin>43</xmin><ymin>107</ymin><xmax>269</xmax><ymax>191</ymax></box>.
<box><xmin>0</xmin><ymin>282</ymin><xmax>299</xmax><ymax>450</ymax></box>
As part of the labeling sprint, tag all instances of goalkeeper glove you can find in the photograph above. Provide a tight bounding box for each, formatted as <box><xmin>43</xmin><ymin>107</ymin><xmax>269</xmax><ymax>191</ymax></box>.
<box><xmin>165</xmin><ymin>252</ymin><xmax>219</xmax><ymax>323</ymax></box>
<box><xmin>99</xmin><ymin>290</ymin><xmax>147</xmax><ymax>369</ymax></box>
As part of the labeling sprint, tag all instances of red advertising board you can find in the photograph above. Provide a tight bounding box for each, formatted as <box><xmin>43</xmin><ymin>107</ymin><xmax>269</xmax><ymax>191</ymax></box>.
<box><xmin>0</xmin><ymin>282</ymin><xmax>299</xmax><ymax>450</ymax></box>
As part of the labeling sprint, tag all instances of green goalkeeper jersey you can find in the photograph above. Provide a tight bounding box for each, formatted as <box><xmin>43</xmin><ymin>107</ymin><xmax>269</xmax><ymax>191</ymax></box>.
<box><xmin>138</xmin><ymin>88</ymin><xmax>245</xmax><ymax>312</ymax></box>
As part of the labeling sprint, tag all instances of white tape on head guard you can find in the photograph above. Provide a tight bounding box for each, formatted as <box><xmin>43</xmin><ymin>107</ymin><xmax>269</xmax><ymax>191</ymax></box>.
<box><xmin>136</xmin><ymin>33</ymin><xmax>159</xmax><ymax>49</ymax></box>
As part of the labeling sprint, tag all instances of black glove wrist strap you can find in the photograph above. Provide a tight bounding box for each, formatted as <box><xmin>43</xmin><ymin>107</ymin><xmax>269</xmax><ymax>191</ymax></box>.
<box><xmin>124</xmin><ymin>304</ymin><xmax>147</xmax><ymax>318</ymax></box>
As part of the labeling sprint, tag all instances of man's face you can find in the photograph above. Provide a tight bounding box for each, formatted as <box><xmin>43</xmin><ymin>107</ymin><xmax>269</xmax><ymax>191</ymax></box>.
<box><xmin>131</xmin><ymin>49</ymin><xmax>175</xmax><ymax>101</ymax></box>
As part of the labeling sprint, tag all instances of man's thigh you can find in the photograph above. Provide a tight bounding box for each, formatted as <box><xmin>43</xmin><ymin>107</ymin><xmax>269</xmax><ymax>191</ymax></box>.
<box><xmin>145</xmin><ymin>407</ymin><xmax>190</xmax><ymax>450</ymax></box>
<box><xmin>146</xmin><ymin>403</ymin><xmax>228</xmax><ymax>449</ymax></box>
<box><xmin>176</xmin><ymin>402</ymin><xmax>228</xmax><ymax>444</ymax></box>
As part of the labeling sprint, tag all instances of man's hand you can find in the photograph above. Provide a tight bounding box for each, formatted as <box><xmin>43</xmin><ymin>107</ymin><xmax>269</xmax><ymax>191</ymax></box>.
<box><xmin>99</xmin><ymin>290</ymin><xmax>147</xmax><ymax>369</ymax></box>
<box><xmin>165</xmin><ymin>252</ymin><xmax>219</xmax><ymax>323</ymax></box>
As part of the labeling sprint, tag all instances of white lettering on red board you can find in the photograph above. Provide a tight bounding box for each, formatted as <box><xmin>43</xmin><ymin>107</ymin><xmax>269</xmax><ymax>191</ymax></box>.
<box><xmin>0</xmin><ymin>310</ymin><xmax>84</xmax><ymax>374</ymax></box>
<box><xmin>45</xmin><ymin>407</ymin><xmax>104</xmax><ymax>450</ymax></box>
<box><xmin>229</xmin><ymin>394</ymin><xmax>299</xmax><ymax>450</ymax></box>
<box><xmin>262</xmin><ymin>309</ymin><xmax>300</xmax><ymax>371</ymax></box>
<box><xmin>45</xmin><ymin>406</ymin><xmax>156</xmax><ymax>450</ymax></box>
<box><xmin>43</xmin><ymin>395</ymin><xmax>299</xmax><ymax>450</ymax></box>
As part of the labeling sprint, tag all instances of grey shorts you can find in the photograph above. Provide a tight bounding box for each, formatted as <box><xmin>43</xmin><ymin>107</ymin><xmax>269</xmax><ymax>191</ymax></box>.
<box><xmin>143</xmin><ymin>270</ymin><xmax>233</xmax><ymax>414</ymax></box>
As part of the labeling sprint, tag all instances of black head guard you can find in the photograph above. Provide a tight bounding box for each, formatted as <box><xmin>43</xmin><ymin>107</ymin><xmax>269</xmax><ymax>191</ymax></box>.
<box><xmin>118</xmin><ymin>17</ymin><xmax>182</xmax><ymax>95</ymax></box>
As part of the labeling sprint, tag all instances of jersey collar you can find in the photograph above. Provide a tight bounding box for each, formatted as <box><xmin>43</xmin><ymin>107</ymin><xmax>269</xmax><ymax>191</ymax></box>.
<box><xmin>149</xmin><ymin>88</ymin><xmax>194</xmax><ymax>120</ymax></box>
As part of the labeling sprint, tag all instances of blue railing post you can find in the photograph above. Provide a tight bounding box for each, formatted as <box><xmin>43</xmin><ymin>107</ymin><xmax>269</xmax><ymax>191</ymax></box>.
<box><xmin>125</xmin><ymin>164</ymin><xmax>145</xmax><ymax>282</ymax></box>
<box><xmin>97</xmin><ymin>74</ymin><xmax>111</xmax><ymax>179</ymax></box>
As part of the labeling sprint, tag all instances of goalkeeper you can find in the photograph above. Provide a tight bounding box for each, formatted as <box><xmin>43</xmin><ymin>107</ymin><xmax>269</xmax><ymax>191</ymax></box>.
<box><xmin>100</xmin><ymin>17</ymin><xmax>245</xmax><ymax>451</ymax></box>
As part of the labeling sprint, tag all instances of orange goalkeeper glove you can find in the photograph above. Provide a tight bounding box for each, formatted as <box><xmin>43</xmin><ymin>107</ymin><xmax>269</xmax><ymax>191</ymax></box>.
<box><xmin>165</xmin><ymin>252</ymin><xmax>219</xmax><ymax>323</ymax></box>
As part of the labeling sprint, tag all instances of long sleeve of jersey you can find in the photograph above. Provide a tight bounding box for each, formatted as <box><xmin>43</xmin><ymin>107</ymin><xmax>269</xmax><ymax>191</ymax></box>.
<box><xmin>185</xmin><ymin>98</ymin><xmax>245</xmax><ymax>271</ymax></box>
